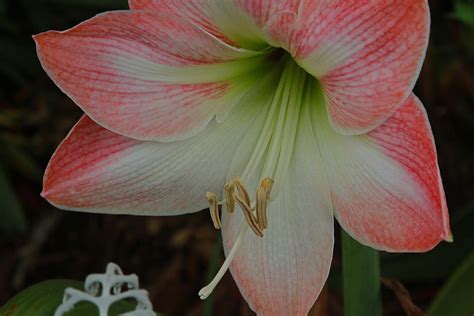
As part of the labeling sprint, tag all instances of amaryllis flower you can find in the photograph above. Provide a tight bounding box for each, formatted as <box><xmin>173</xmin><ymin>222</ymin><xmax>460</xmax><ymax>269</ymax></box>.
<box><xmin>35</xmin><ymin>1</ymin><xmax>451</xmax><ymax>315</ymax></box>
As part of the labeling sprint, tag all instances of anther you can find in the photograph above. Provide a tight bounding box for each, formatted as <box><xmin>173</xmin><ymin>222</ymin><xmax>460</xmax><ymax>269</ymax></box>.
<box><xmin>224</xmin><ymin>182</ymin><xmax>235</xmax><ymax>213</ymax></box>
<box><xmin>206</xmin><ymin>192</ymin><xmax>221</xmax><ymax>229</ymax></box>
<box><xmin>256</xmin><ymin>186</ymin><xmax>268</xmax><ymax>230</ymax></box>
<box><xmin>260</xmin><ymin>177</ymin><xmax>274</xmax><ymax>199</ymax></box>
<box><xmin>256</xmin><ymin>177</ymin><xmax>274</xmax><ymax>230</ymax></box>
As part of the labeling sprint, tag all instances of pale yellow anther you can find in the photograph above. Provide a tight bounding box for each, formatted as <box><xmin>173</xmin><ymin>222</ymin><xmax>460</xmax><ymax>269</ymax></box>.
<box><xmin>260</xmin><ymin>177</ymin><xmax>274</xmax><ymax>200</ymax></box>
<box><xmin>256</xmin><ymin>186</ymin><xmax>268</xmax><ymax>230</ymax></box>
<box><xmin>224</xmin><ymin>182</ymin><xmax>236</xmax><ymax>213</ymax></box>
<box><xmin>206</xmin><ymin>192</ymin><xmax>221</xmax><ymax>229</ymax></box>
<box><xmin>255</xmin><ymin>177</ymin><xmax>274</xmax><ymax>230</ymax></box>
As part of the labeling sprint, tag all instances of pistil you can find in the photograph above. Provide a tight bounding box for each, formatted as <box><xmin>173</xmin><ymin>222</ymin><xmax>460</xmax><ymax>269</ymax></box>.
<box><xmin>198</xmin><ymin>223</ymin><xmax>249</xmax><ymax>300</ymax></box>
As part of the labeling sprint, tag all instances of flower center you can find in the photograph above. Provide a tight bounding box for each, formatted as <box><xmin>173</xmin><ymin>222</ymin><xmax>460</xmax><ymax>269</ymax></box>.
<box><xmin>199</xmin><ymin>56</ymin><xmax>311</xmax><ymax>300</ymax></box>
<box><xmin>241</xmin><ymin>54</ymin><xmax>307</xmax><ymax>192</ymax></box>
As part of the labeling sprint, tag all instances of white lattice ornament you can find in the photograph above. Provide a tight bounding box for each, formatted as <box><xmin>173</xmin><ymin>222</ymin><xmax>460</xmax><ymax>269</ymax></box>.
<box><xmin>55</xmin><ymin>263</ymin><xmax>155</xmax><ymax>316</ymax></box>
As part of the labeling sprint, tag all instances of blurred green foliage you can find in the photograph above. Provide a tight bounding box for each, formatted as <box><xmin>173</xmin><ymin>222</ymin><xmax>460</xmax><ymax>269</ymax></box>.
<box><xmin>0</xmin><ymin>0</ymin><xmax>473</xmax><ymax>315</ymax></box>
<box><xmin>428</xmin><ymin>252</ymin><xmax>474</xmax><ymax>316</ymax></box>
<box><xmin>341</xmin><ymin>231</ymin><xmax>382</xmax><ymax>316</ymax></box>
<box><xmin>452</xmin><ymin>0</ymin><xmax>474</xmax><ymax>26</ymax></box>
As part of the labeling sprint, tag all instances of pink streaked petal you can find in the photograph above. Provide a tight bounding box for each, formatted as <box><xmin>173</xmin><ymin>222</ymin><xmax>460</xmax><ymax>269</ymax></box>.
<box><xmin>366</xmin><ymin>94</ymin><xmax>450</xmax><ymax>244</ymax></box>
<box><xmin>222</xmin><ymin>106</ymin><xmax>334</xmax><ymax>315</ymax></box>
<box><xmin>128</xmin><ymin>0</ymin><xmax>235</xmax><ymax>44</ymax></box>
<box><xmin>43</xmin><ymin>94</ymin><xmax>267</xmax><ymax>215</ymax></box>
<box><xmin>129</xmin><ymin>0</ymin><xmax>270</xmax><ymax>49</ymax></box>
<box><xmin>235</xmin><ymin>0</ymin><xmax>301</xmax><ymax>29</ymax></box>
<box><xmin>34</xmin><ymin>10</ymin><xmax>262</xmax><ymax>142</ymax></box>
<box><xmin>233</xmin><ymin>0</ymin><xmax>303</xmax><ymax>48</ymax></box>
<box><xmin>295</xmin><ymin>0</ymin><xmax>430</xmax><ymax>135</ymax></box>
<box><xmin>312</xmin><ymin>93</ymin><xmax>450</xmax><ymax>252</ymax></box>
<box><xmin>260</xmin><ymin>10</ymin><xmax>297</xmax><ymax>48</ymax></box>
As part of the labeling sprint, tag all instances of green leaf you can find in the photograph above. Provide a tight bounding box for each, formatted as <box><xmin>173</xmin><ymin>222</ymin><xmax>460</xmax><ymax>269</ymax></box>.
<box><xmin>0</xmin><ymin>279</ymin><xmax>136</xmax><ymax>316</ymax></box>
<box><xmin>427</xmin><ymin>252</ymin><xmax>474</xmax><ymax>316</ymax></box>
<box><xmin>0</xmin><ymin>163</ymin><xmax>27</xmax><ymax>234</ymax></box>
<box><xmin>341</xmin><ymin>230</ymin><xmax>382</xmax><ymax>316</ymax></box>
<box><xmin>451</xmin><ymin>2</ymin><xmax>474</xmax><ymax>27</ymax></box>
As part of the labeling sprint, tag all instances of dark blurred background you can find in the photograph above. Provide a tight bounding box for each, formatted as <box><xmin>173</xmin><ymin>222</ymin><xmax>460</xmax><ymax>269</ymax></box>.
<box><xmin>0</xmin><ymin>0</ymin><xmax>473</xmax><ymax>315</ymax></box>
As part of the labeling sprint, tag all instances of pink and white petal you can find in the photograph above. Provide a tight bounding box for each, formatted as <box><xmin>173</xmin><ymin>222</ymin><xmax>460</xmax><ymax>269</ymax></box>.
<box><xmin>234</xmin><ymin>0</ymin><xmax>305</xmax><ymax>48</ymax></box>
<box><xmin>222</xmin><ymin>106</ymin><xmax>334</xmax><ymax>315</ymax></box>
<box><xmin>43</xmin><ymin>96</ymin><xmax>269</xmax><ymax>215</ymax></box>
<box><xmin>295</xmin><ymin>0</ymin><xmax>430</xmax><ymax>135</ymax></box>
<box><xmin>129</xmin><ymin>0</ymin><xmax>234</xmax><ymax>44</ymax></box>
<box><xmin>34</xmin><ymin>10</ymin><xmax>265</xmax><ymax>142</ymax></box>
<box><xmin>129</xmin><ymin>0</ymin><xmax>270</xmax><ymax>49</ymax></box>
<box><xmin>311</xmin><ymin>92</ymin><xmax>450</xmax><ymax>252</ymax></box>
<box><xmin>238</xmin><ymin>0</ymin><xmax>301</xmax><ymax>26</ymax></box>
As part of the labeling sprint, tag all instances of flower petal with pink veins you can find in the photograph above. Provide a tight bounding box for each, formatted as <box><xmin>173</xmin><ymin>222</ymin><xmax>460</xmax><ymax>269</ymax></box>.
<box><xmin>222</xmin><ymin>104</ymin><xmax>334</xmax><ymax>315</ymax></box>
<box><xmin>129</xmin><ymin>0</ymin><xmax>231</xmax><ymax>43</ymax></box>
<box><xmin>311</xmin><ymin>92</ymin><xmax>450</xmax><ymax>252</ymax></box>
<box><xmin>34</xmin><ymin>10</ymin><xmax>268</xmax><ymax>142</ymax></box>
<box><xmin>129</xmin><ymin>0</ymin><xmax>307</xmax><ymax>49</ymax></box>
<box><xmin>295</xmin><ymin>0</ymin><xmax>430</xmax><ymax>135</ymax></box>
<box><xmin>42</xmin><ymin>93</ymin><xmax>272</xmax><ymax>215</ymax></box>
<box><xmin>129</xmin><ymin>0</ymin><xmax>269</xmax><ymax>49</ymax></box>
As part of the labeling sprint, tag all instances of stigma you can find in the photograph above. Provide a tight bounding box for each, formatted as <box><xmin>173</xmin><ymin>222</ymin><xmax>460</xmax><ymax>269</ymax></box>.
<box><xmin>199</xmin><ymin>177</ymin><xmax>274</xmax><ymax>300</ymax></box>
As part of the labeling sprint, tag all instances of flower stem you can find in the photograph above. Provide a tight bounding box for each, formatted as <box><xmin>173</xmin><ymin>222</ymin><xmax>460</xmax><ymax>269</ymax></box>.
<box><xmin>341</xmin><ymin>230</ymin><xmax>382</xmax><ymax>316</ymax></box>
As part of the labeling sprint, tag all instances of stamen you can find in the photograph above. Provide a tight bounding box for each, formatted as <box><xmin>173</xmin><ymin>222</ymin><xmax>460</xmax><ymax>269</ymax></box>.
<box><xmin>206</xmin><ymin>192</ymin><xmax>221</xmax><ymax>229</ymax></box>
<box><xmin>256</xmin><ymin>187</ymin><xmax>268</xmax><ymax>230</ymax></box>
<box><xmin>261</xmin><ymin>177</ymin><xmax>275</xmax><ymax>200</ymax></box>
<box><xmin>256</xmin><ymin>178</ymin><xmax>274</xmax><ymax>230</ymax></box>
<box><xmin>205</xmin><ymin>177</ymin><xmax>274</xmax><ymax>237</ymax></box>
<box><xmin>234</xmin><ymin>194</ymin><xmax>263</xmax><ymax>237</ymax></box>
<box><xmin>224</xmin><ymin>182</ymin><xmax>236</xmax><ymax>213</ymax></box>
<box><xmin>199</xmin><ymin>224</ymin><xmax>249</xmax><ymax>300</ymax></box>
<box><xmin>199</xmin><ymin>177</ymin><xmax>274</xmax><ymax>300</ymax></box>
<box><xmin>234</xmin><ymin>177</ymin><xmax>251</xmax><ymax>207</ymax></box>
